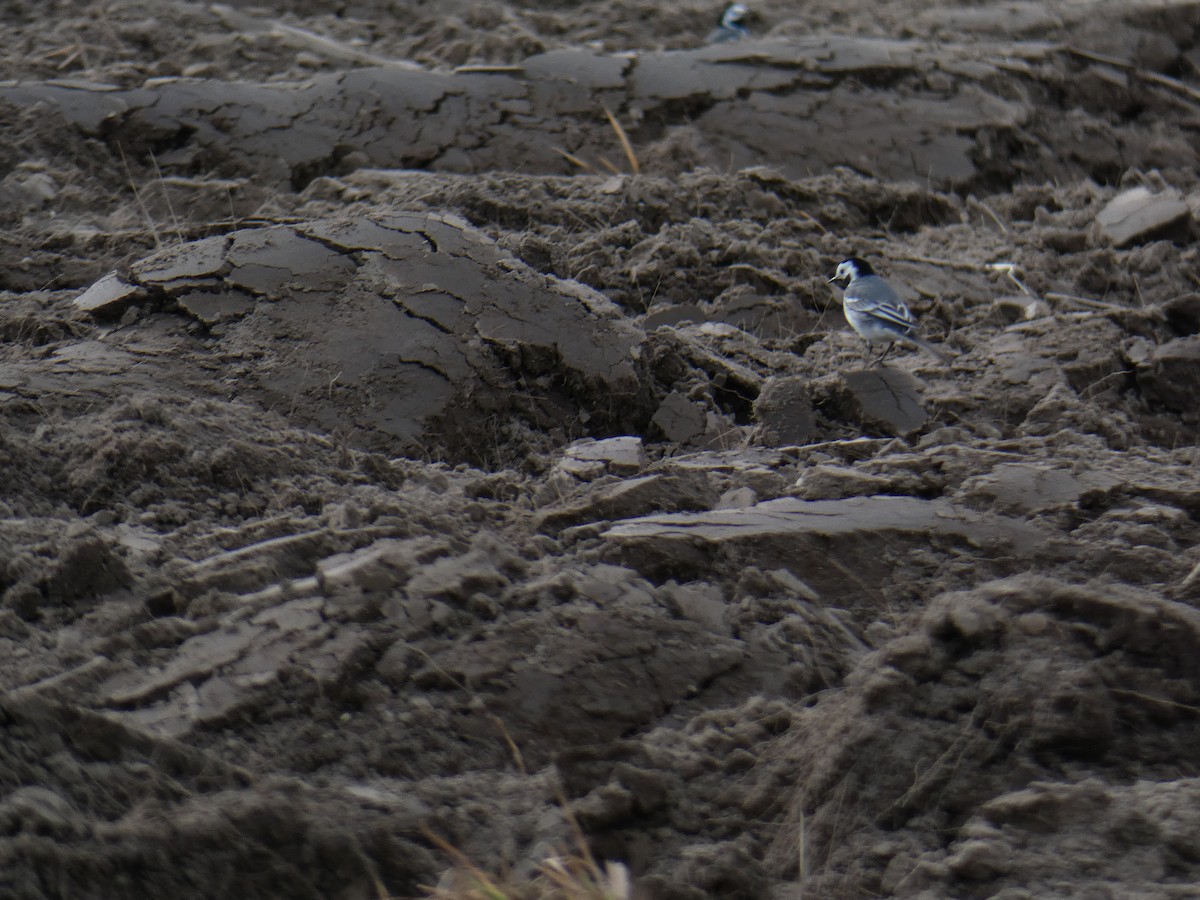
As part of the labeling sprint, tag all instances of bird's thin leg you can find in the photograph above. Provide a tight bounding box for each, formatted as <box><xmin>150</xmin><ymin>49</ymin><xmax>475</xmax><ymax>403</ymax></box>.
<box><xmin>871</xmin><ymin>342</ymin><xmax>894</xmax><ymax>367</ymax></box>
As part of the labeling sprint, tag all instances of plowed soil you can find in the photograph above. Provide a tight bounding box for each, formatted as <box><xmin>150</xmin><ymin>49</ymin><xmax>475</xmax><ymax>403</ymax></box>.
<box><xmin>1</xmin><ymin>1</ymin><xmax>1199</xmax><ymax>898</ymax></box>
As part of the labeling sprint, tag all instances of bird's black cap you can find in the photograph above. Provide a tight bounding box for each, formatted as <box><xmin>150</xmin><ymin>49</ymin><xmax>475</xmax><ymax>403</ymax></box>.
<box><xmin>828</xmin><ymin>256</ymin><xmax>876</xmax><ymax>284</ymax></box>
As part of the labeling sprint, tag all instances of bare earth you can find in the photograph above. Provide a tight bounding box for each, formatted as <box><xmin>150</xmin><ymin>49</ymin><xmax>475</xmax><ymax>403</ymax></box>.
<box><xmin>1</xmin><ymin>0</ymin><xmax>1199</xmax><ymax>897</ymax></box>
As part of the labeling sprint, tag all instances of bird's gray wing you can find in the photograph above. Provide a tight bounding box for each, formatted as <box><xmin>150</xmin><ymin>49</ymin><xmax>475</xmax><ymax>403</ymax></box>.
<box><xmin>844</xmin><ymin>278</ymin><xmax>916</xmax><ymax>330</ymax></box>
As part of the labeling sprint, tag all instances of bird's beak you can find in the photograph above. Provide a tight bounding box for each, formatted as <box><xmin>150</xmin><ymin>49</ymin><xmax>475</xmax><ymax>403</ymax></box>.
<box><xmin>827</xmin><ymin>276</ymin><xmax>837</xmax><ymax>284</ymax></box>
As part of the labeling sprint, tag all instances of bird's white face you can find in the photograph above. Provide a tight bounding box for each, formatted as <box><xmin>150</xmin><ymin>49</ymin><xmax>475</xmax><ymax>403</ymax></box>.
<box><xmin>724</xmin><ymin>3</ymin><xmax>748</xmax><ymax>26</ymax></box>
<box><xmin>832</xmin><ymin>260</ymin><xmax>859</xmax><ymax>283</ymax></box>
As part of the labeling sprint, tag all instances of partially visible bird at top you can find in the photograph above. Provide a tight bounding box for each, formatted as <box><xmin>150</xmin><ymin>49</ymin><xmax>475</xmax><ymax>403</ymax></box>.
<box><xmin>827</xmin><ymin>257</ymin><xmax>951</xmax><ymax>366</ymax></box>
<box><xmin>707</xmin><ymin>3</ymin><xmax>750</xmax><ymax>43</ymax></box>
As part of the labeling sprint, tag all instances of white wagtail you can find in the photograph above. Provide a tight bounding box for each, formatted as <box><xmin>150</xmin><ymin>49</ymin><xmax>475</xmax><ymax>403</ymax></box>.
<box><xmin>828</xmin><ymin>257</ymin><xmax>950</xmax><ymax>365</ymax></box>
<box><xmin>707</xmin><ymin>3</ymin><xmax>750</xmax><ymax>43</ymax></box>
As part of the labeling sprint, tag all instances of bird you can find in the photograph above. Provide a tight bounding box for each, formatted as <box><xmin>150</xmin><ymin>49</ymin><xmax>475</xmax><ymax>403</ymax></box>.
<box><xmin>707</xmin><ymin>3</ymin><xmax>750</xmax><ymax>43</ymax></box>
<box><xmin>828</xmin><ymin>257</ymin><xmax>950</xmax><ymax>366</ymax></box>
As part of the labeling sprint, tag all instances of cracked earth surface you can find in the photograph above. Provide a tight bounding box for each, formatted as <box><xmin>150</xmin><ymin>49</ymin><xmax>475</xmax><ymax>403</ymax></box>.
<box><xmin>1</xmin><ymin>0</ymin><xmax>1200</xmax><ymax>898</ymax></box>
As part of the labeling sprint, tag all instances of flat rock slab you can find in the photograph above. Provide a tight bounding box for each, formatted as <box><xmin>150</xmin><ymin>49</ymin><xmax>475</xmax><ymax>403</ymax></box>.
<box><xmin>536</xmin><ymin>471</ymin><xmax>719</xmax><ymax>534</ymax></box>
<box><xmin>560</xmin><ymin>436</ymin><xmax>648</xmax><ymax>478</ymax></box>
<box><xmin>1095</xmin><ymin>186</ymin><xmax>1192</xmax><ymax>246</ymax></box>
<box><xmin>965</xmin><ymin>463</ymin><xmax>1125</xmax><ymax>515</ymax></box>
<box><xmin>72</xmin><ymin>212</ymin><xmax>648</xmax><ymax>458</ymax></box>
<box><xmin>602</xmin><ymin>495</ymin><xmax>1043</xmax><ymax>600</ymax></box>
<box><xmin>0</xmin><ymin>37</ymin><xmax>1039</xmax><ymax>188</ymax></box>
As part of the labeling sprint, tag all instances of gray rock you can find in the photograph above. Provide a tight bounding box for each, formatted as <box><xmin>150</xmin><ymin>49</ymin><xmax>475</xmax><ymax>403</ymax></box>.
<box><xmin>562</xmin><ymin>436</ymin><xmax>647</xmax><ymax>477</ymax></box>
<box><xmin>652</xmin><ymin>392</ymin><xmax>710</xmax><ymax>444</ymax></box>
<box><xmin>792</xmin><ymin>463</ymin><xmax>898</xmax><ymax>500</ymax></box>
<box><xmin>603</xmin><ymin>495</ymin><xmax>1042</xmax><ymax>597</ymax></box>
<box><xmin>74</xmin><ymin>271</ymin><xmax>143</xmax><ymax>313</ymax></box>
<box><xmin>714</xmin><ymin>486</ymin><xmax>758</xmax><ymax>509</ymax></box>
<box><xmin>536</xmin><ymin>472</ymin><xmax>719</xmax><ymax>534</ymax></box>
<box><xmin>963</xmin><ymin>462</ymin><xmax>1124</xmax><ymax>515</ymax></box>
<box><xmin>99</xmin><ymin>597</ymin><xmax>332</xmax><ymax>734</ymax></box>
<box><xmin>824</xmin><ymin>368</ymin><xmax>929</xmax><ymax>436</ymax></box>
<box><xmin>1095</xmin><ymin>186</ymin><xmax>1192</xmax><ymax>247</ymax></box>
<box><xmin>317</xmin><ymin>536</ymin><xmax>450</xmax><ymax>598</ymax></box>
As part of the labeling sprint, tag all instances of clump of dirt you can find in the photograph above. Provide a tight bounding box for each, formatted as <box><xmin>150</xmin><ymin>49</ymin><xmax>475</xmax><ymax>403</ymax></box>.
<box><xmin>768</xmin><ymin>577</ymin><xmax>1200</xmax><ymax>897</ymax></box>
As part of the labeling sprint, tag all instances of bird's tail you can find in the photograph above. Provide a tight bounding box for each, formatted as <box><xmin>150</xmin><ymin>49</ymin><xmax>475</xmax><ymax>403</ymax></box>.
<box><xmin>906</xmin><ymin>334</ymin><xmax>952</xmax><ymax>362</ymax></box>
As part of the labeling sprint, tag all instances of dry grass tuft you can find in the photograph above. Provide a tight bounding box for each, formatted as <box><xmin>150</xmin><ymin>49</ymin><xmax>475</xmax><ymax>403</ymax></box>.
<box><xmin>413</xmin><ymin>824</ymin><xmax>631</xmax><ymax>900</ymax></box>
<box><xmin>552</xmin><ymin>106</ymin><xmax>641</xmax><ymax>175</ymax></box>
<box><xmin>601</xmin><ymin>105</ymin><xmax>640</xmax><ymax>175</ymax></box>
